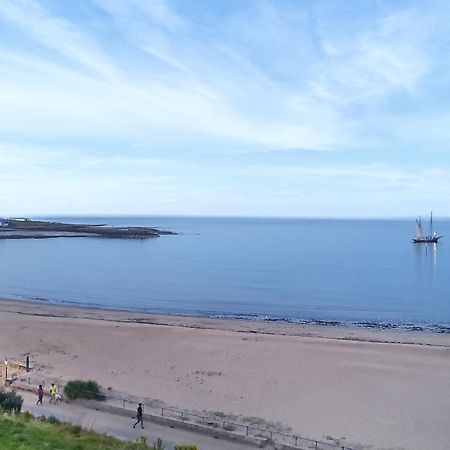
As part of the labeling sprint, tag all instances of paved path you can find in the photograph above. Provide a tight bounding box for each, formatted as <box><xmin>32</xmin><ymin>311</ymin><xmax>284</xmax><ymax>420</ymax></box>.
<box><xmin>19</xmin><ymin>391</ymin><xmax>258</xmax><ymax>450</ymax></box>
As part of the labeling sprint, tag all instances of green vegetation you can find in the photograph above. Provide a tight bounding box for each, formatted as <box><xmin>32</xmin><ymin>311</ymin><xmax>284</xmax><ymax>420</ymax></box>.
<box><xmin>0</xmin><ymin>389</ymin><xmax>23</xmax><ymax>413</ymax></box>
<box><xmin>0</xmin><ymin>389</ymin><xmax>198</xmax><ymax>450</ymax></box>
<box><xmin>153</xmin><ymin>438</ymin><xmax>165</xmax><ymax>449</ymax></box>
<box><xmin>0</xmin><ymin>413</ymin><xmax>162</xmax><ymax>449</ymax></box>
<box><xmin>64</xmin><ymin>380</ymin><xmax>105</xmax><ymax>401</ymax></box>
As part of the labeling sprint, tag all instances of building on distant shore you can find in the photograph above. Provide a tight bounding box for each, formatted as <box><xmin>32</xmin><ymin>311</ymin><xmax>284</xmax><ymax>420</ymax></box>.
<box><xmin>0</xmin><ymin>219</ymin><xmax>9</xmax><ymax>227</ymax></box>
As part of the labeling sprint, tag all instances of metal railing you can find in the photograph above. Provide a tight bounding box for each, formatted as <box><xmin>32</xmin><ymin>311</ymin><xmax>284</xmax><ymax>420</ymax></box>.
<box><xmin>13</xmin><ymin>376</ymin><xmax>354</xmax><ymax>450</ymax></box>
<box><xmin>78</xmin><ymin>389</ymin><xmax>354</xmax><ymax>450</ymax></box>
<box><xmin>0</xmin><ymin>356</ymin><xmax>34</xmax><ymax>381</ymax></box>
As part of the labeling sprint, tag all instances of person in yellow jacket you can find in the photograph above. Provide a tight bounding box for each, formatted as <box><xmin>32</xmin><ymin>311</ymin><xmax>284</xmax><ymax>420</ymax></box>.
<box><xmin>49</xmin><ymin>383</ymin><xmax>57</xmax><ymax>404</ymax></box>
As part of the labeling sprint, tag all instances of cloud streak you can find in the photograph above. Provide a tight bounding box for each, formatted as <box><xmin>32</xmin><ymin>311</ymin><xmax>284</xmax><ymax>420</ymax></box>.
<box><xmin>0</xmin><ymin>0</ymin><xmax>449</xmax><ymax>215</ymax></box>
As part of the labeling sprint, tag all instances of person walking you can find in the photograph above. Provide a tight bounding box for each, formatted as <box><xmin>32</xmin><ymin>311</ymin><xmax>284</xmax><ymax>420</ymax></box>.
<box><xmin>36</xmin><ymin>385</ymin><xmax>44</xmax><ymax>405</ymax></box>
<box><xmin>133</xmin><ymin>403</ymin><xmax>144</xmax><ymax>429</ymax></box>
<box><xmin>49</xmin><ymin>383</ymin><xmax>57</xmax><ymax>404</ymax></box>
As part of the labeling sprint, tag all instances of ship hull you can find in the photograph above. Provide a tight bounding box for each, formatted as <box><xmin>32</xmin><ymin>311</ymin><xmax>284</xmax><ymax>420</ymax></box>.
<box><xmin>412</xmin><ymin>236</ymin><xmax>443</xmax><ymax>243</ymax></box>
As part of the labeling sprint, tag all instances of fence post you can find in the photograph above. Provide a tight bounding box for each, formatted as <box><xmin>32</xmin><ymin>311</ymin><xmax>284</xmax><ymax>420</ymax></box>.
<box><xmin>181</xmin><ymin>412</ymin><xmax>184</xmax><ymax>420</ymax></box>
<box><xmin>315</xmin><ymin>441</ymin><xmax>318</xmax><ymax>449</ymax></box>
<box><xmin>161</xmin><ymin>408</ymin><xmax>164</xmax><ymax>417</ymax></box>
<box><xmin>202</xmin><ymin>416</ymin><xmax>205</xmax><ymax>426</ymax></box>
<box><xmin>269</xmin><ymin>431</ymin><xmax>273</xmax><ymax>440</ymax></box>
<box><xmin>122</xmin><ymin>399</ymin><xmax>125</xmax><ymax>409</ymax></box>
<box><xmin>246</xmin><ymin>425</ymin><xmax>249</xmax><ymax>436</ymax></box>
<box><xmin>294</xmin><ymin>436</ymin><xmax>298</xmax><ymax>446</ymax></box>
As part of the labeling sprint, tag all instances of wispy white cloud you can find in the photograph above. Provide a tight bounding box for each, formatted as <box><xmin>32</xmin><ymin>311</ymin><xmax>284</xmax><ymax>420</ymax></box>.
<box><xmin>0</xmin><ymin>0</ymin><xmax>450</xmax><ymax>215</ymax></box>
<box><xmin>422</xmin><ymin>167</ymin><xmax>450</xmax><ymax>178</ymax></box>
<box><xmin>314</xmin><ymin>5</ymin><xmax>437</xmax><ymax>101</ymax></box>
<box><xmin>0</xmin><ymin>0</ymin><xmax>357</xmax><ymax>150</ymax></box>
<box><xmin>0</xmin><ymin>0</ymin><xmax>119</xmax><ymax>81</ymax></box>
<box><xmin>95</xmin><ymin>0</ymin><xmax>187</xmax><ymax>33</ymax></box>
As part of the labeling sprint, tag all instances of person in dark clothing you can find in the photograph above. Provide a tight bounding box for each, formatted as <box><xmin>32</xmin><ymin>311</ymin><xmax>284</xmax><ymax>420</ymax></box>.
<box><xmin>36</xmin><ymin>385</ymin><xmax>44</xmax><ymax>405</ymax></box>
<box><xmin>133</xmin><ymin>403</ymin><xmax>144</xmax><ymax>429</ymax></box>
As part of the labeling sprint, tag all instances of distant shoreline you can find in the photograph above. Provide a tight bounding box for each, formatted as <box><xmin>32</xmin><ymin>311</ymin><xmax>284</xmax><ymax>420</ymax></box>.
<box><xmin>0</xmin><ymin>218</ymin><xmax>175</xmax><ymax>239</ymax></box>
<box><xmin>1</xmin><ymin>296</ymin><xmax>449</xmax><ymax>346</ymax></box>
<box><xmin>1</xmin><ymin>294</ymin><xmax>449</xmax><ymax>335</ymax></box>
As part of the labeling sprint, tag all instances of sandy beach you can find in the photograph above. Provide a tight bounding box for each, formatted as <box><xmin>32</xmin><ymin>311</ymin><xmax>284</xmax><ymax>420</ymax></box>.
<box><xmin>1</xmin><ymin>298</ymin><xmax>449</xmax><ymax>450</ymax></box>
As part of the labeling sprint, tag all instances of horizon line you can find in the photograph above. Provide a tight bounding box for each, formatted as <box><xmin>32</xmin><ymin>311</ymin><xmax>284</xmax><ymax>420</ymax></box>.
<box><xmin>2</xmin><ymin>213</ymin><xmax>449</xmax><ymax>221</ymax></box>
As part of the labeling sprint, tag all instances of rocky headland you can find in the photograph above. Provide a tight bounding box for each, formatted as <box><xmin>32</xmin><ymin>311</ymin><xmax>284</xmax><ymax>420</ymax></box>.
<box><xmin>0</xmin><ymin>218</ymin><xmax>175</xmax><ymax>239</ymax></box>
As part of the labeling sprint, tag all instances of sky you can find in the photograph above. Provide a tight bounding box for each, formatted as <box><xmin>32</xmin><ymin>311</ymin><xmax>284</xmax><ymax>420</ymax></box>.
<box><xmin>1</xmin><ymin>0</ymin><xmax>450</xmax><ymax>218</ymax></box>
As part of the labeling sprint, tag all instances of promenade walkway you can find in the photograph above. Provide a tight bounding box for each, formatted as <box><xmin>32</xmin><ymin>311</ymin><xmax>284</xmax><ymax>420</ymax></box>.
<box><xmin>19</xmin><ymin>390</ymin><xmax>258</xmax><ymax>450</ymax></box>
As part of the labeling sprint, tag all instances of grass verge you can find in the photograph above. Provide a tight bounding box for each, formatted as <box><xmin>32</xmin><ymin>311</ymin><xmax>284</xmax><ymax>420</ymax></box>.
<box><xmin>0</xmin><ymin>413</ymin><xmax>156</xmax><ymax>449</ymax></box>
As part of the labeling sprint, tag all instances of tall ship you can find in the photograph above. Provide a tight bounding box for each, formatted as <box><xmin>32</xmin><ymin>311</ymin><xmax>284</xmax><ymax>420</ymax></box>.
<box><xmin>412</xmin><ymin>212</ymin><xmax>443</xmax><ymax>243</ymax></box>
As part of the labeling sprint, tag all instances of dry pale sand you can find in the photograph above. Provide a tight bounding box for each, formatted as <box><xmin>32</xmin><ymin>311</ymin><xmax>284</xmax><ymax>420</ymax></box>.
<box><xmin>1</xmin><ymin>299</ymin><xmax>449</xmax><ymax>450</ymax></box>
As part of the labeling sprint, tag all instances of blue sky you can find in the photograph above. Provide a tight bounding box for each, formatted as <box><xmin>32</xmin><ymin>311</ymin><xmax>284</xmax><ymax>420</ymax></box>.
<box><xmin>1</xmin><ymin>0</ymin><xmax>450</xmax><ymax>217</ymax></box>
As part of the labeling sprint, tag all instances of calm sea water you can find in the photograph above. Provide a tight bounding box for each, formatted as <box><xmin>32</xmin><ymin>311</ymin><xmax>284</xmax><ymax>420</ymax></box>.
<box><xmin>0</xmin><ymin>217</ymin><xmax>449</xmax><ymax>331</ymax></box>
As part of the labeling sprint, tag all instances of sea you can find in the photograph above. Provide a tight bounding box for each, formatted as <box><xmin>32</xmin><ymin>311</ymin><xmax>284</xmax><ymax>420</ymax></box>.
<box><xmin>1</xmin><ymin>216</ymin><xmax>449</xmax><ymax>332</ymax></box>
